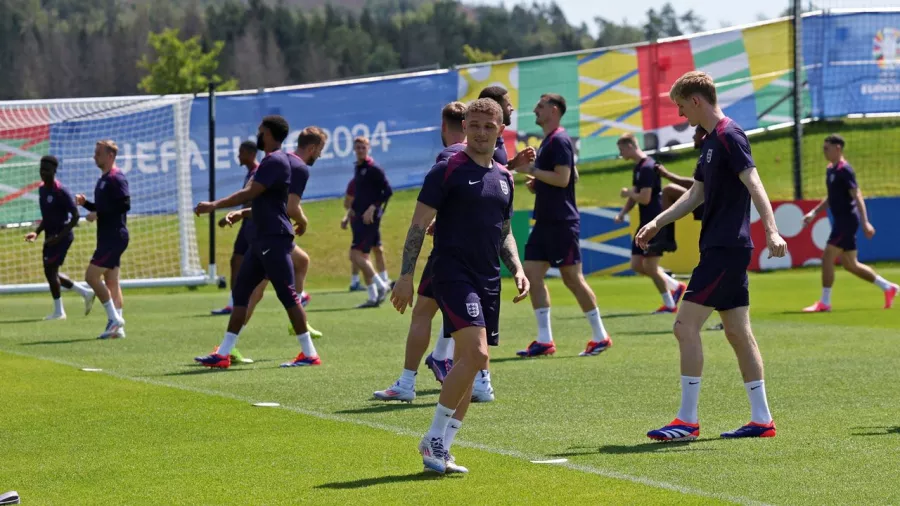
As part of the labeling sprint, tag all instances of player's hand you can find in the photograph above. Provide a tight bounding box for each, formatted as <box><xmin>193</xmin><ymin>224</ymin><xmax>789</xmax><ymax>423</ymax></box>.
<box><xmin>766</xmin><ymin>231</ymin><xmax>787</xmax><ymax>258</ymax></box>
<box><xmin>86</xmin><ymin>212</ymin><xmax>97</xmax><ymax>223</ymax></box>
<box><xmin>510</xmin><ymin>147</ymin><xmax>536</xmax><ymax>171</ymax></box>
<box><xmin>362</xmin><ymin>206</ymin><xmax>376</xmax><ymax>225</ymax></box>
<box><xmin>426</xmin><ymin>219</ymin><xmax>436</xmax><ymax>236</ymax></box>
<box><xmin>614</xmin><ymin>213</ymin><xmax>625</xmax><ymax>224</ymax></box>
<box><xmin>635</xmin><ymin>221</ymin><xmax>659</xmax><ymax>250</ymax></box>
<box><xmin>525</xmin><ymin>175</ymin><xmax>536</xmax><ymax>194</ymax></box>
<box><xmin>218</xmin><ymin>216</ymin><xmax>230</xmax><ymax>228</ymax></box>
<box><xmin>512</xmin><ymin>271</ymin><xmax>530</xmax><ymax>303</ymax></box>
<box><xmin>294</xmin><ymin>218</ymin><xmax>308</xmax><ymax>237</ymax></box>
<box><xmin>863</xmin><ymin>222</ymin><xmax>876</xmax><ymax>239</ymax></box>
<box><xmin>194</xmin><ymin>201</ymin><xmax>216</xmax><ymax>215</ymax></box>
<box><xmin>75</xmin><ymin>194</ymin><xmax>86</xmax><ymax>206</ymax></box>
<box><xmin>802</xmin><ymin>211</ymin><xmax>816</xmax><ymax>227</ymax></box>
<box><xmin>24</xmin><ymin>232</ymin><xmax>37</xmax><ymax>242</ymax></box>
<box><xmin>340</xmin><ymin>216</ymin><xmax>349</xmax><ymax>230</ymax></box>
<box><xmin>390</xmin><ymin>276</ymin><xmax>415</xmax><ymax>314</ymax></box>
<box><xmin>619</xmin><ymin>187</ymin><xmax>631</xmax><ymax>198</ymax></box>
<box><xmin>224</xmin><ymin>210</ymin><xmax>242</xmax><ymax>227</ymax></box>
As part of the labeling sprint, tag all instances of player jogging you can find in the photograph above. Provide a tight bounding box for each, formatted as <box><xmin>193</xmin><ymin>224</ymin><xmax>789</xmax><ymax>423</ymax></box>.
<box><xmin>637</xmin><ymin>70</ymin><xmax>787</xmax><ymax>441</ymax></box>
<box><xmin>615</xmin><ymin>133</ymin><xmax>686</xmax><ymax>314</ymax></box>
<box><xmin>193</xmin><ymin>115</ymin><xmax>320</xmax><ymax>369</ymax></box>
<box><xmin>800</xmin><ymin>134</ymin><xmax>898</xmax><ymax>312</ymax></box>
<box><xmin>24</xmin><ymin>155</ymin><xmax>94</xmax><ymax>319</ymax></box>
<box><xmin>342</xmin><ymin>178</ymin><xmax>391</xmax><ymax>291</ymax></box>
<box><xmin>513</xmin><ymin>93</ymin><xmax>612</xmax><ymax>359</ymax></box>
<box><xmin>349</xmin><ymin>137</ymin><xmax>393</xmax><ymax>308</ymax></box>
<box><xmin>211</xmin><ymin>141</ymin><xmax>259</xmax><ymax>316</ymax></box>
<box><xmin>391</xmin><ymin>98</ymin><xmax>529</xmax><ymax>474</ymax></box>
<box><xmin>76</xmin><ymin>140</ymin><xmax>129</xmax><ymax>339</ymax></box>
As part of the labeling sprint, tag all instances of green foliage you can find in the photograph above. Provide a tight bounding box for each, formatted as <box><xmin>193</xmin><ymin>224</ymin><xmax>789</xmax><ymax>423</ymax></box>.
<box><xmin>462</xmin><ymin>43</ymin><xmax>504</xmax><ymax>63</ymax></box>
<box><xmin>137</xmin><ymin>28</ymin><xmax>237</xmax><ymax>94</ymax></box>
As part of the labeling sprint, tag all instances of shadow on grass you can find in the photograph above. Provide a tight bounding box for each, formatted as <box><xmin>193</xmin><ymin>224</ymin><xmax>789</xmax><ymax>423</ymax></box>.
<box><xmin>851</xmin><ymin>426</ymin><xmax>900</xmax><ymax>436</ymax></box>
<box><xmin>316</xmin><ymin>471</ymin><xmax>453</xmax><ymax>489</ymax></box>
<box><xmin>414</xmin><ymin>388</ymin><xmax>442</xmax><ymax>396</ymax></box>
<box><xmin>0</xmin><ymin>318</ymin><xmax>43</xmax><ymax>324</ymax></box>
<box><xmin>489</xmin><ymin>355</ymin><xmax>580</xmax><ymax>364</ymax></box>
<box><xmin>157</xmin><ymin>367</ymin><xmax>256</xmax><ymax>376</ymax></box>
<box><xmin>335</xmin><ymin>403</ymin><xmax>434</xmax><ymax>415</ymax></box>
<box><xmin>306</xmin><ymin>307</ymin><xmax>360</xmax><ymax>314</ymax></box>
<box><xmin>615</xmin><ymin>329</ymin><xmax>674</xmax><ymax>336</ymax></box>
<box><xmin>551</xmin><ymin>439</ymin><xmax>718</xmax><ymax>457</ymax></box>
<box><xmin>20</xmin><ymin>337</ymin><xmax>97</xmax><ymax>345</ymax></box>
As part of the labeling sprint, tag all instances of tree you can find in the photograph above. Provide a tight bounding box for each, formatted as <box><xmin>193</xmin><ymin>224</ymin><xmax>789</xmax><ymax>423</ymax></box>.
<box><xmin>137</xmin><ymin>28</ymin><xmax>237</xmax><ymax>94</ymax></box>
<box><xmin>644</xmin><ymin>2</ymin><xmax>704</xmax><ymax>41</ymax></box>
<box><xmin>595</xmin><ymin>17</ymin><xmax>643</xmax><ymax>48</ymax></box>
<box><xmin>462</xmin><ymin>44</ymin><xmax>504</xmax><ymax>64</ymax></box>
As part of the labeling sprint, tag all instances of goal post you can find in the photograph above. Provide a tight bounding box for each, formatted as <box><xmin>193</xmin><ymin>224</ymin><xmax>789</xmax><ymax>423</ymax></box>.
<box><xmin>0</xmin><ymin>94</ymin><xmax>209</xmax><ymax>293</ymax></box>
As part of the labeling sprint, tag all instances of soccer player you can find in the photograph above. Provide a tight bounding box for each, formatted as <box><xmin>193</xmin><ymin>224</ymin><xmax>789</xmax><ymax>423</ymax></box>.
<box><xmin>374</xmin><ymin>97</ymin><xmax>535</xmax><ymax>404</ymax></box>
<box><xmin>24</xmin><ymin>155</ymin><xmax>94</xmax><ymax>319</ymax></box>
<box><xmin>234</xmin><ymin>126</ymin><xmax>327</xmax><ymax>339</ymax></box>
<box><xmin>801</xmin><ymin>134</ymin><xmax>899</xmax><ymax>312</ymax></box>
<box><xmin>348</xmin><ymin>137</ymin><xmax>393</xmax><ymax>308</ymax></box>
<box><xmin>656</xmin><ymin>126</ymin><xmax>708</xmax><ymax>218</ymax></box>
<box><xmin>193</xmin><ymin>115</ymin><xmax>320</xmax><ymax>369</ymax></box>
<box><xmin>636</xmin><ymin>70</ymin><xmax>787</xmax><ymax>440</ymax></box>
<box><xmin>342</xmin><ymin>178</ymin><xmax>391</xmax><ymax>291</ymax></box>
<box><xmin>614</xmin><ymin>133</ymin><xmax>686</xmax><ymax>314</ymax></box>
<box><xmin>513</xmin><ymin>93</ymin><xmax>612</xmax><ymax>358</ymax></box>
<box><xmin>75</xmin><ymin>140</ymin><xmax>129</xmax><ymax>339</ymax></box>
<box><xmin>391</xmin><ymin>98</ymin><xmax>529</xmax><ymax>474</ymax></box>
<box><xmin>212</xmin><ymin>140</ymin><xmax>259</xmax><ymax>316</ymax></box>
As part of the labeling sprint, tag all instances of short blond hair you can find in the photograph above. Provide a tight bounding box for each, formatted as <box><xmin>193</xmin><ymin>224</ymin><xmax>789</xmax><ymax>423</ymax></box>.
<box><xmin>616</xmin><ymin>133</ymin><xmax>638</xmax><ymax>147</ymax></box>
<box><xmin>297</xmin><ymin>126</ymin><xmax>328</xmax><ymax>148</ymax></box>
<box><xmin>442</xmin><ymin>101</ymin><xmax>467</xmax><ymax>131</ymax></box>
<box><xmin>353</xmin><ymin>136</ymin><xmax>370</xmax><ymax>146</ymax></box>
<box><xmin>669</xmin><ymin>71</ymin><xmax>717</xmax><ymax>106</ymax></box>
<box><xmin>96</xmin><ymin>139</ymin><xmax>118</xmax><ymax>156</ymax></box>
<box><xmin>466</xmin><ymin>97</ymin><xmax>502</xmax><ymax>123</ymax></box>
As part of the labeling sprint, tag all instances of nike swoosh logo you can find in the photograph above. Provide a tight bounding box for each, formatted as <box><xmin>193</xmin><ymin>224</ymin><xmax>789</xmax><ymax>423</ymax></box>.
<box><xmin>688</xmin><ymin>381</ymin><xmax>699</xmax><ymax>385</ymax></box>
<box><xmin>750</xmin><ymin>385</ymin><xmax>761</xmax><ymax>390</ymax></box>
<box><xmin>491</xmin><ymin>331</ymin><xmax>499</xmax><ymax>336</ymax></box>
<box><xmin>468</xmin><ymin>180</ymin><xmax>482</xmax><ymax>185</ymax></box>
<box><xmin>555</xmin><ymin>259</ymin><xmax>564</xmax><ymax>264</ymax></box>
<box><xmin>262</xmin><ymin>249</ymin><xmax>270</xmax><ymax>255</ymax></box>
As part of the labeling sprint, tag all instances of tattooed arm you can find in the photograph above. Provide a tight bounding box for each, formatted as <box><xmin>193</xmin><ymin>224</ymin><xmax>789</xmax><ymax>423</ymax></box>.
<box><xmin>391</xmin><ymin>201</ymin><xmax>437</xmax><ymax>313</ymax></box>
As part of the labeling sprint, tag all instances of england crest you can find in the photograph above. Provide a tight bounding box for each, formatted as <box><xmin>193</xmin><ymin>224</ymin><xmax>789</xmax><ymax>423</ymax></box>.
<box><xmin>46</xmin><ymin>195</ymin><xmax>53</xmax><ymax>203</ymax></box>
<box><xmin>99</xmin><ymin>181</ymin><xmax>106</xmax><ymax>190</ymax></box>
<box><xmin>499</xmin><ymin>180</ymin><xmax>509</xmax><ymax>195</ymax></box>
<box><xmin>706</xmin><ymin>149</ymin><xmax>713</xmax><ymax>163</ymax></box>
<box><xmin>466</xmin><ymin>302</ymin><xmax>480</xmax><ymax>317</ymax></box>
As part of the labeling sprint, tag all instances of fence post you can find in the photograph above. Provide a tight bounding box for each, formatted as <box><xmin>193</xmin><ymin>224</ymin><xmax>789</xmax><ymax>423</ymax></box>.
<box><xmin>208</xmin><ymin>82</ymin><xmax>217</xmax><ymax>281</ymax></box>
<box><xmin>791</xmin><ymin>0</ymin><xmax>804</xmax><ymax>200</ymax></box>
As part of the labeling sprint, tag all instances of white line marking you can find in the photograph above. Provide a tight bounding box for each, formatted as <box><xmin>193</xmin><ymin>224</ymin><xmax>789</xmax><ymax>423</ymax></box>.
<box><xmin>0</xmin><ymin>348</ymin><xmax>771</xmax><ymax>506</ymax></box>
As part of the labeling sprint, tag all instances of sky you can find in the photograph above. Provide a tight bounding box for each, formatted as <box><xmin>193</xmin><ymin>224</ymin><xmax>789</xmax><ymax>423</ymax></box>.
<box><xmin>474</xmin><ymin>0</ymin><xmax>898</xmax><ymax>35</ymax></box>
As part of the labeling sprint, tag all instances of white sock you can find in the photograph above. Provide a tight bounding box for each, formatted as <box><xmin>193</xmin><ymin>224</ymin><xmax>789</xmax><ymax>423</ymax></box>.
<box><xmin>297</xmin><ymin>332</ymin><xmax>317</xmax><ymax>357</ymax></box>
<box><xmin>584</xmin><ymin>308</ymin><xmax>608</xmax><ymax>342</ymax></box>
<box><xmin>380</xmin><ymin>270</ymin><xmax>389</xmax><ymax>282</ymax></box>
<box><xmin>219</xmin><ymin>331</ymin><xmax>239</xmax><ymax>356</ymax></box>
<box><xmin>351</xmin><ymin>274</ymin><xmax>360</xmax><ymax>285</ymax></box>
<box><xmin>445</xmin><ymin>419</ymin><xmax>462</xmax><ymax>452</ymax></box>
<box><xmin>102</xmin><ymin>299</ymin><xmax>118</xmax><ymax>320</ymax></box>
<box><xmin>53</xmin><ymin>297</ymin><xmax>64</xmax><ymax>314</ymax></box>
<box><xmin>399</xmin><ymin>368</ymin><xmax>416</xmax><ymax>389</ymax></box>
<box><xmin>227</xmin><ymin>292</ymin><xmax>234</xmax><ymax>307</ymax></box>
<box><xmin>426</xmin><ymin>403</ymin><xmax>456</xmax><ymax>439</ymax></box>
<box><xmin>745</xmin><ymin>380</ymin><xmax>773</xmax><ymax>424</ymax></box>
<box><xmin>821</xmin><ymin>287</ymin><xmax>832</xmax><ymax>305</ymax></box>
<box><xmin>662</xmin><ymin>272</ymin><xmax>680</xmax><ymax>291</ymax></box>
<box><xmin>367</xmin><ymin>284</ymin><xmax>378</xmax><ymax>302</ymax></box>
<box><xmin>373</xmin><ymin>275</ymin><xmax>388</xmax><ymax>291</ymax></box>
<box><xmin>535</xmin><ymin>307</ymin><xmax>553</xmax><ymax>344</ymax></box>
<box><xmin>662</xmin><ymin>291</ymin><xmax>676</xmax><ymax>309</ymax></box>
<box><xmin>874</xmin><ymin>275</ymin><xmax>892</xmax><ymax>291</ymax></box>
<box><xmin>117</xmin><ymin>307</ymin><xmax>123</xmax><ymax>319</ymax></box>
<box><xmin>78</xmin><ymin>282</ymin><xmax>93</xmax><ymax>297</ymax></box>
<box><xmin>432</xmin><ymin>332</ymin><xmax>453</xmax><ymax>361</ymax></box>
<box><xmin>676</xmin><ymin>376</ymin><xmax>702</xmax><ymax>424</ymax></box>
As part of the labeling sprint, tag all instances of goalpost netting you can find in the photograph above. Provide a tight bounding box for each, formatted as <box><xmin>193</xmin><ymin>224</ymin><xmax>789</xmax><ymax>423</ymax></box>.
<box><xmin>0</xmin><ymin>95</ymin><xmax>206</xmax><ymax>293</ymax></box>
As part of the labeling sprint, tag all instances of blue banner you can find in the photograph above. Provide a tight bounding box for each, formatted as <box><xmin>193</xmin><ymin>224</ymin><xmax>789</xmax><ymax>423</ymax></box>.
<box><xmin>189</xmin><ymin>72</ymin><xmax>457</xmax><ymax>205</ymax></box>
<box><xmin>804</xmin><ymin>12</ymin><xmax>900</xmax><ymax>117</ymax></box>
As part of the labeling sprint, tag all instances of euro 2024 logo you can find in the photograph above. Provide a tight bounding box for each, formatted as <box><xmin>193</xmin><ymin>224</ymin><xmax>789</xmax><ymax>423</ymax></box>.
<box><xmin>874</xmin><ymin>28</ymin><xmax>900</xmax><ymax>70</ymax></box>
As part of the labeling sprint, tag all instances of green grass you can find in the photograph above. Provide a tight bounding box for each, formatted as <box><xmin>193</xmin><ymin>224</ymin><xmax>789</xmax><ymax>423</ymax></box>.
<box><xmin>2</xmin><ymin>267</ymin><xmax>900</xmax><ymax>504</ymax></box>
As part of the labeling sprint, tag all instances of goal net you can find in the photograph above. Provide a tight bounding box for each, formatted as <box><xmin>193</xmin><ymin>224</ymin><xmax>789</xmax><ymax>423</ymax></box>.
<box><xmin>0</xmin><ymin>95</ymin><xmax>206</xmax><ymax>293</ymax></box>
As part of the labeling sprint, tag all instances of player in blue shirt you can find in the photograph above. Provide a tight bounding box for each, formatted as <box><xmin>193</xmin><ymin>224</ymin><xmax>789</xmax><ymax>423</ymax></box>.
<box><xmin>615</xmin><ymin>133</ymin><xmax>686</xmax><ymax>313</ymax></box>
<box><xmin>341</xmin><ymin>178</ymin><xmax>391</xmax><ymax>291</ymax></box>
<box><xmin>391</xmin><ymin>98</ymin><xmax>529</xmax><ymax>474</ymax></box>
<box><xmin>349</xmin><ymin>137</ymin><xmax>394</xmax><ymax>308</ymax></box>
<box><xmin>24</xmin><ymin>155</ymin><xmax>95</xmax><ymax>320</ymax></box>
<box><xmin>193</xmin><ymin>115</ymin><xmax>319</xmax><ymax>369</ymax></box>
<box><xmin>636</xmin><ymin>71</ymin><xmax>787</xmax><ymax>440</ymax></box>
<box><xmin>76</xmin><ymin>140</ymin><xmax>130</xmax><ymax>339</ymax></box>
<box><xmin>801</xmin><ymin>134</ymin><xmax>898</xmax><ymax>312</ymax></box>
<box><xmin>375</xmin><ymin>98</ymin><xmax>534</xmax><ymax>406</ymax></box>
<box><xmin>211</xmin><ymin>140</ymin><xmax>259</xmax><ymax>316</ymax></box>
<box><xmin>513</xmin><ymin>93</ymin><xmax>613</xmax><ymax>359</ymax></box>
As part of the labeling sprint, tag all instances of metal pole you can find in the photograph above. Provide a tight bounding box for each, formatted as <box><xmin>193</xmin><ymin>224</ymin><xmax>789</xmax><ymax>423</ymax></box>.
<box><xmin>208</xmin><ymin>82</ymin><xmax>217</xmax><ymax>280</ymax></box>
<box><xmin>791</xmin><ymin>0</ymin><xmax>804</xmax><ymax>200</ymax></box>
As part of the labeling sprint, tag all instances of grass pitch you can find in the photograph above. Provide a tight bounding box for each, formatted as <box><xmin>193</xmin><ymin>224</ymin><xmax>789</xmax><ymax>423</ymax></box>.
<box><xmin>2</xmin><ymin>266</ymin><xmax>899</xmax><ymax>505</ymax></box>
